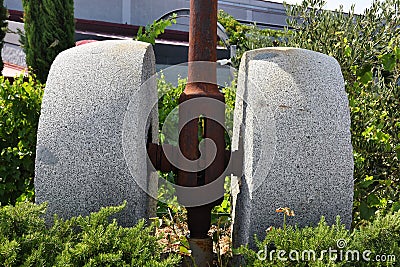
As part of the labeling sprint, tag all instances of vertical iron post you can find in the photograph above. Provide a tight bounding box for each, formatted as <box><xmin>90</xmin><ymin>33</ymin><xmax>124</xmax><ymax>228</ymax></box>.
<box><xmin>177</xmin><ymin>0</ymin><xmax>225</xmax><ymax>265</ymax></box>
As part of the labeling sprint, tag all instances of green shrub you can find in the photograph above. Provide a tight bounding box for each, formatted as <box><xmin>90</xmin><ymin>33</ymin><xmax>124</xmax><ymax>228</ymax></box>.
<box><xmin>136</xmin><ymin>14</ymin><xmax>177</xmax><ymax>45</ymax></box>
<box><xmin>218</xmin><ymin>10</ymin><xmax>289</xmax><ymax>68</ymax></box>
<box><xmin>236</xmin><ymin>211</ymin><xmax>400</xmax><ymax>266</ymax></box>
<box><xmin>285</xmin><ymin>0</ymin><xmax>400</xmax><ymax>225</ymax></box>
<box><xmin>0</xmin><ymin>201</ymin><xmax>181</xmax><ymax>266</ymax></box>
<box><xmin>22</xmin><ymin>0</ymin><xmax>75</xmax><ymax>82</ymax></box>
<box><xmin>0</xmin><ymin>0</ymin><xmax>7</xmax><ymax>73</ymax></box>
<box><xmin>350</xmin><ymin>211</ymin><xmax>400</xmax><ymax>265</ymax></box>
<box><xmin>157</xmin><ymin>73</ymin><xmax>186</xmax><ymax>146</ymax></box>
<box><xmin>0</xmin><ymin>75</ymin><xmax>44</xmax><ymax>205</ymax></box>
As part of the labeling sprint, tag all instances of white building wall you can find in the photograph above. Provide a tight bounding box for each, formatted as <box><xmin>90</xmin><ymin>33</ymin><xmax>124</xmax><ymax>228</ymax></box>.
<box><xmin>4</xmin><ymin>0</ymin><xmax>287</xmax><ymax>29</ymax></box>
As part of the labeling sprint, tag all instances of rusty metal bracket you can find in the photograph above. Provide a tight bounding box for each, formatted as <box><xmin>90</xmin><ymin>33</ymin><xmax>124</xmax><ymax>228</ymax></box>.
<box><xmin>147</xmin><ymin>143</ymin><xmax>177</xmax><ymax>174</ymax></box>
<box><xmin>147</xmin><ymin>145</ymin><xmax>243</xmax><ymax>180</ymax></box>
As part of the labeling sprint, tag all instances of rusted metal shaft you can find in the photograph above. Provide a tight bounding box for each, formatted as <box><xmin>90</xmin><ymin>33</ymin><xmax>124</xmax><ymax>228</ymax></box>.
<box><xmin>188</xmin><ymin>0</ymin><xmax>217</xmax><ymax>63</ymax></box>
<box><xmin>177</xmin><ymin>0</ymin><xmax>225</xmax><ymax>244</ymax></box>
<box><xmin>146</xmin><ymin>0</ymin><xmax>225</xmax><ymax>264</ymax></box>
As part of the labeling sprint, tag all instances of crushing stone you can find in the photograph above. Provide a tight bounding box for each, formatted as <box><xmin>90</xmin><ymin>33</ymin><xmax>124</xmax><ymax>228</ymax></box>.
<box><xmin>231</xmin><ymin>47</ymin><xmax>354</xmax><ymax>249</ymax></box>
<box><xmin>35</xmin><ymin>40</ymin><xmax>158</xmax><ymax>226</ymax></box>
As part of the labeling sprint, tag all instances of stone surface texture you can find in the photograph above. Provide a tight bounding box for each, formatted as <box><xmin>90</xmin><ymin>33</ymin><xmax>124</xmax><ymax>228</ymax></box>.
<box><xmin>231</xmin><ymin>48</ymin><xmax>354</xmax><ymax>248</ymax></box>
<box><xmin>35</xmin><ymin>40</ymin><xmax>157</xmax><ymax>226</ymax></box>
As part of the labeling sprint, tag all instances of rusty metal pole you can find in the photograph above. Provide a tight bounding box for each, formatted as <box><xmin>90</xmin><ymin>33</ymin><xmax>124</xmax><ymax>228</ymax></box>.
<box><xmin>177</xmin><ymin>0</ymin><xmax>225</xmax><ymax>266</ymax></box>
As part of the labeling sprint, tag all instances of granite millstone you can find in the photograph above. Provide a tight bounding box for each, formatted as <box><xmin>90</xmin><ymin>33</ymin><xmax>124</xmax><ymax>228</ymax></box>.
<box><xmin>35</xmin><ymin>40</ymin><xmax>157</xmax><ymax>226</ymax></box>
<box><xmin>231</xmin><ymin>48</ymin><xmax>354</xmax><ymax>248</ymax></box>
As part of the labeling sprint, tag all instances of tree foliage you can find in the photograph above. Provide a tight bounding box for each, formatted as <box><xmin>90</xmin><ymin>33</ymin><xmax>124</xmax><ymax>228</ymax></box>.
<box><xmin>22</xmin><ymin>0</ymin><xmax>75</xmax><ymax>82</ymax></box>
<box><xmin>285</xmin><ymin>0</ymin><xmax>400</xmax><ymax>226</ymax></box>
<box><xmin>0</xmin><ymin>75</ymin><xmax>44</xmax><ymax>205</ymax></box>
<box><xmin>218</xmin><ymin>10</ymin><xmax>289</xmax><ymax>67</ymax></box>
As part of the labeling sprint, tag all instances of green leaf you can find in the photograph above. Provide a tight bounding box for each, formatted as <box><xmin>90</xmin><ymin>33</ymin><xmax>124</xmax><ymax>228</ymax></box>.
<box><xmin>360</xmin><ymin>202</ymin><xmax>376</xmax><ymax>220</ymax></box>
<box><xmin>344</xmin><ymin>45</ymin><xmax>352</xmax><ymax>57</ymax></box>
<box><xmin>179</xmin><ymin>246</ymin><xmax>190</xmax><ymax>255</ymax></box>
<box><xmin>221</xmin><ymin>199</ymin><xmax>228</xmax><ymax>209</ymax></box>
<box><xmin>359</xmin><ymin>180</ymin><xmax>375</xmax><ymax>188</ymax></box>
<box><xmin>135</xmin><ymin>16</ymin><xmax>176</xmax><ymax>45</ymax></box>
<box><xmin>379</xmin><ymin>179</ymin><xmax>392</xmax><ymax>187</ymax></box>
<box><xmin>376</xmin><ymin>130</ymin><xmax>390</xmax><ymax>143</ymax></box>
<box><xmin>392</xmin><ymin>202</ymin><xmax>400</xmax><ymax>212</ymax></box>
<box><xmin>367</xmin><ymin>194</ymin><xmax>380</xmax><ymax>207</ymax></box>
<box><xmin>394</xmin><ymin>46</ymin><xmax>400</xmax><ymax>60</ymax></box>
<box><xmin>381</xmin><ymin>53</ymin><xmax>396</xmax><ymax>71</ymax></box>
<box><xmin>365</xmin><ymin>175</ymin><xmax>374</xmax><ymax>181</ymax></box>
<box><xmin>360</xmin><ymin>71</ymin><xmax>373</xmax><ymax>84</ymax></box>
<box><xmin>395</xmin><ymin>144</ymin><xmax>400</xmax><ymax>159</ymax></box>
<box><xmin>179</xmin><ymin>236</ymin><xmax>189</xmax><ymax>249</ymax></box>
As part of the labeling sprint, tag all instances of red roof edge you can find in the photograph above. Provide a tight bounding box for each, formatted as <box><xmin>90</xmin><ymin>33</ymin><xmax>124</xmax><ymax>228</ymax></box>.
<box><xmin>4</xmin><ymin>61</ymin><xmax>27</xmax><ymax>72</ymax></box>
<box><xmin>8</xmin><ymin>9</ymin><xmax>189</xmax><ymax>42</ymax></box>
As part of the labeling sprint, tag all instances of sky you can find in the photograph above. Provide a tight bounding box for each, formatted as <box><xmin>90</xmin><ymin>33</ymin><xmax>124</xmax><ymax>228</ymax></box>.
<box><xmin>270</xmin><ymin>0</ymin><xmax>375</xmax><ymax>14</ymax></box>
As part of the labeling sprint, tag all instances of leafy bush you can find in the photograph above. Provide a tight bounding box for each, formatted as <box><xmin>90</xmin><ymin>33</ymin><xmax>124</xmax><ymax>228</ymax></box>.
<box><xmin>285</xmin><ymin>0</ymin><xmax>400</xmax><ymax>225</ymax></box>
<box><xmin>236</xmin><ymin>211</ymin><xmax>400</xmax><ymax>266</ymax></box>
<box><xmin>0</xmin><ymin>0</ymin><xmax>7</xmax><ymax>73</ymax></box>
<box><xmin>218</xmin><ymin>10</ymin><xmax>289</xmax><ymax>68</ymax></box>
<box><xmin>0</xmin><ymin>201</ymin><xmax>181</xmax><ymax>266</ymax></box>
<box><xmin>157</xmin><ymin>73</ymin><xmax>186</xmax><ymax>146</ymax></box>
<box><xmin>0</xmin><ymin>75</ymin><xmax>44</xmax><ymax>205</ymax></box>
<box><xmin>350</xmin><ymin>212</ymin><xmax>400</xmax><ymax>265</ymax></box>
<box><xmin>136</xmin><ymin>14</ymin><xmax>177</xmax><ymax>45</ymax></box>
<box><xmin>22</xmin><ymin>0</ymin><xmax>75</xmax><ymax>82</ymax></box>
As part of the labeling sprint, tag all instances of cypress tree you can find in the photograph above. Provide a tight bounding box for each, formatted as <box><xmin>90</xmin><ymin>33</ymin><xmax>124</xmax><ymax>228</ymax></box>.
<box><xmin>0</xmin><ymin>0</ymin><xmax>7</xmax><ymax>74</ymax></box>
<box><xmin>22</xmin><ymin>0</ymin><xmax>75</xmax><ymax>82</ymax></box>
